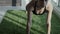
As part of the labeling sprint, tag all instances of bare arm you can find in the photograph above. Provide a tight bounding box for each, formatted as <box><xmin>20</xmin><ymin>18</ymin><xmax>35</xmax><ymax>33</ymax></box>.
<box><xmin>46</xmin><ymin>2</ymin><xmax>53</xmax><ymax>34</ymax></box>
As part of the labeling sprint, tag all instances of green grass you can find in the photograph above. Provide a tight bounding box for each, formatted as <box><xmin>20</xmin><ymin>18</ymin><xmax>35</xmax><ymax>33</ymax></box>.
<box><xmin>0</xmin><ymin>10</ymin><xmax>60</xmax><ymax>34</ymax></box>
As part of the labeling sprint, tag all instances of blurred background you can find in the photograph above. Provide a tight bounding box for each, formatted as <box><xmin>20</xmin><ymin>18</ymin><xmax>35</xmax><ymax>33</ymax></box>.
<box><xmin>0</xmin><ymin>0</ymin><xmax>60</xmax><ymax>34</ymax></box>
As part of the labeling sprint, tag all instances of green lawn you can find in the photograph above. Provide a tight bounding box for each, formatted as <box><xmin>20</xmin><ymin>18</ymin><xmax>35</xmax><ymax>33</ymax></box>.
<box><xmin>0</xmin><ymin>10</ymin><xmax>60</xmax><ymax>34</ymax></box>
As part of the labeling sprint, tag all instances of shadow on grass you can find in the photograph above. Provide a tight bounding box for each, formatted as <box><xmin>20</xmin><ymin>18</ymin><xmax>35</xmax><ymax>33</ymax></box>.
<box><xmin>7</xmin><ymin>11</ymin><xmax>27</xmax><ymax>20</ymax></box>
<box><xmin>31</xmin><ymin>28</ymin><xmax>45</xmax><ymax>34</ymax></box>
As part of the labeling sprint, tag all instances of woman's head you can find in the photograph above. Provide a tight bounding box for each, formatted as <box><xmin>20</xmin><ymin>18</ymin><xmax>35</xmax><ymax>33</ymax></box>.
<box><xmin>32</xmin><ymin>0</ymin><xmax>48</xmax><ymax>15</ymax></box>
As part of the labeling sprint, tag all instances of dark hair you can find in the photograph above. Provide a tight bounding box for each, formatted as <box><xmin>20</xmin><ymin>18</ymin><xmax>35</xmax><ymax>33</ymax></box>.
<box><xmin>32</xmin><ymin>0</ymin><xmax>48</xmax><ymax>15</ymax></box>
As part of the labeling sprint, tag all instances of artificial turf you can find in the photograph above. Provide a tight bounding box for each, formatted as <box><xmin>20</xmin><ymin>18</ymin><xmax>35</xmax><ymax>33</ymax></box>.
<box><xmin>0</xmin><ymin>10</ymin><xmax>60</xmax><ymax>34</ymax></box>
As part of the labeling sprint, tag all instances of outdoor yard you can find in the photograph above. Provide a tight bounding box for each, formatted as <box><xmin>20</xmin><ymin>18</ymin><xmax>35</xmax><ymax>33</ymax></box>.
<box><xmin>0</xmin><ymin>10</ymin><xmax>60</xmax><ymax>34</ymax></box>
